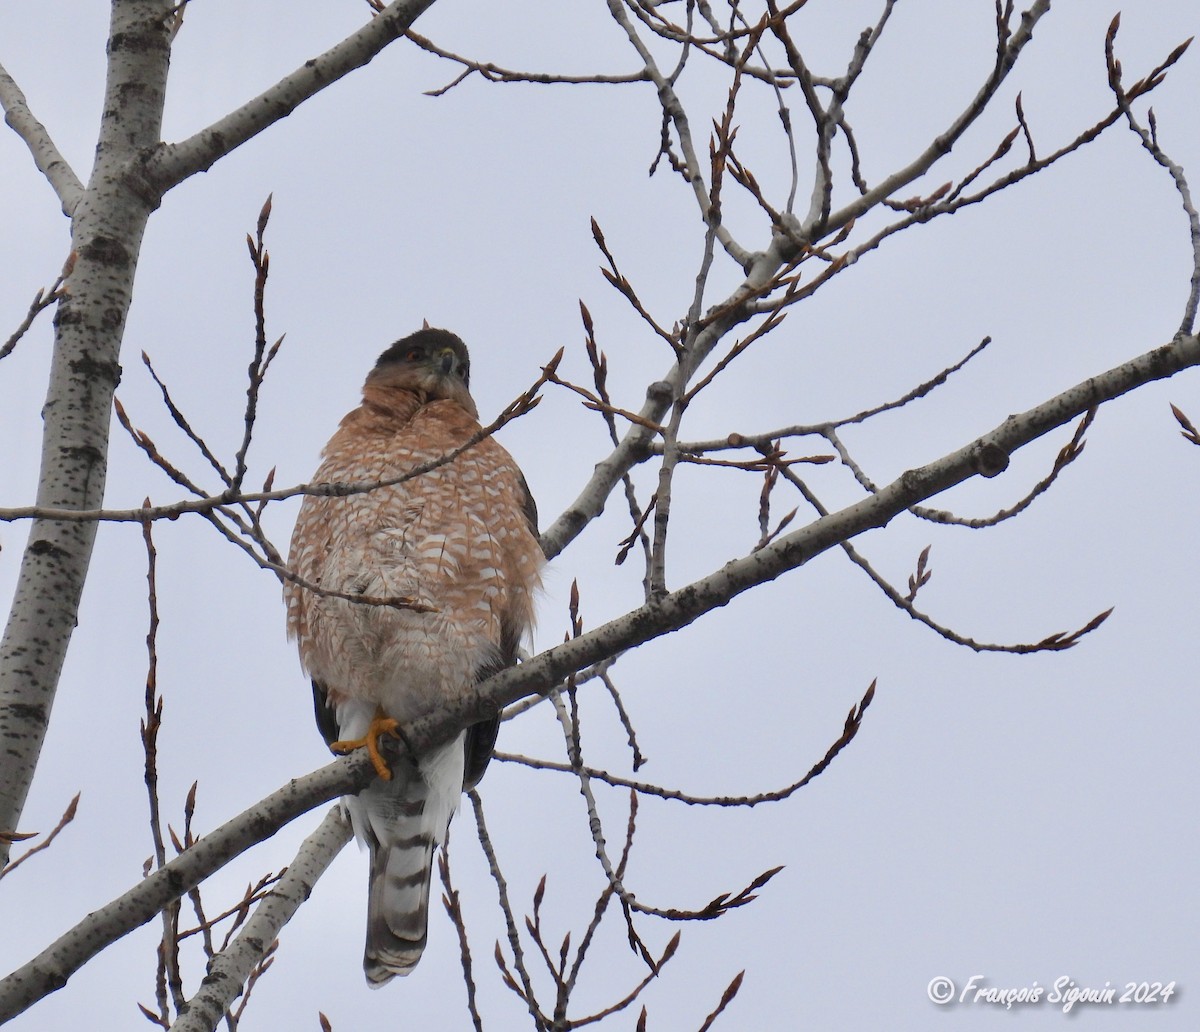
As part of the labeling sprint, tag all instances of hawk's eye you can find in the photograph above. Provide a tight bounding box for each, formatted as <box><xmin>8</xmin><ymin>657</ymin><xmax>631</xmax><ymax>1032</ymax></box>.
<box><xmin>405</xmin><ymin>347</ymin><xmax>424</xmax><ymax>362</ymax></box>
<box><xmin>457</xmin><ymin>364</ymin><xmax>469</xmax><ymax>380</ymax></box>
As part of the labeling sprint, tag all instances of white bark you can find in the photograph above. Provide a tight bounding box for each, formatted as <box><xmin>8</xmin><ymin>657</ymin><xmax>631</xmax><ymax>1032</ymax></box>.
<box><xmin>0</xmin><ymin>0</ymin><xmax>173</xmax><ymax>861</ymax></box>
<box><xmin>0</xmin><ymin>60</ymin><xmax>83</xmax><ymax>213</ymax></box>
<box><xmin>0</xmin><ymin>755</ymin><xmax>370</xmax><ymax>1023</ymax></box>
<box><xmin>0</xmin><ymin>0</ymin><xmax>442</xmax><ymax>867</ymax></box>
<box><xmin>168</xmin><ymin>809</ymin><xmax>352</xmax><ymax>1032</ymax></box>
<box><xmin>144</xmin><ymin>0</ymin><xmax>438</xmax><ymax>195</ymax></box>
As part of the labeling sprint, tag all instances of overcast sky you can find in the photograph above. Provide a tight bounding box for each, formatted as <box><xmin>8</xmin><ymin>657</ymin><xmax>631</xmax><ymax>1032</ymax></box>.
<box><xmin>0</xmin><ymin>2</ymin><xmax>1197</xmax><ymax>1030</ymax></box>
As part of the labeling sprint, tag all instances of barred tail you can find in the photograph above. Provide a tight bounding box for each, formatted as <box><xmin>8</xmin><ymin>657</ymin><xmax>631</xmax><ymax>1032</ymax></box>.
<box><xmin>364</xmin><ymin>819</ymin><xmax>436</xmax><ymax>984</ymax></box>
<box><xmin>349</xmin><ymin>734</ymin><xmax>466</xmax><ymax>987</ymax></box>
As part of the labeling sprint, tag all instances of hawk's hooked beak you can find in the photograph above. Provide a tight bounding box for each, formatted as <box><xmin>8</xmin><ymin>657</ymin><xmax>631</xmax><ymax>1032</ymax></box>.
<box><xmin>436</xmin><ymin>348</ymin><xmax>456</xmax><ymax>376</ymax></box>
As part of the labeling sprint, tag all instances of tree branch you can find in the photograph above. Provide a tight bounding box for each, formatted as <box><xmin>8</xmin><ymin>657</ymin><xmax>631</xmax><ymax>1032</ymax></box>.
<box><xmin>0</xmin><ymin>0</ymin><xmax>174</xmax><ymax>869</ymax></box>
<box><xmin>418</xmin><ymin>328</ymin><xmax>1200</xmax><ymax>748</ymax></box>
<box><xmin>144</xmin><ymin>0</ymin><xmax>439</xmax><ymax>195</ymax></box>
<box><xmin>810</xmin><ymin>0</ymin><xmax>1052</xmax><ymax>246</ymax></box>
<box><xmin>167</xmin><ymin>808</ymin><xmax>352</xmax><ymax>1032</ymax></box>
<box><xmin>0</xmin><ymin>59</ymin><xmax>84</xmax><ymax>214</ymax></box>
<box><xmin>540</xmin><ymin>3</ymin><xmax>1054</xmax><ymax>562</ymax></box>
<box><xmin>0</xmin><ymin>753</ymin><xmax>371</xmax><ymax>1023</ymax></box>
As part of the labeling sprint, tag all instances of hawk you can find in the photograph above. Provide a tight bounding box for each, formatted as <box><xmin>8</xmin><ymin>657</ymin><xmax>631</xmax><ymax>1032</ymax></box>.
<box><xmin>285</xmin><ymin>328</ymin><xmax>542</xmax><ymax>985</ymax></box>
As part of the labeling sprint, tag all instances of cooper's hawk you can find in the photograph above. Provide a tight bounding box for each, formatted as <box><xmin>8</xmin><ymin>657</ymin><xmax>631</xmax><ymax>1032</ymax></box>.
<box><xmin>285</xmin><ymin>328</ymin><xmax>542</xmax><ymax>985</ymax></box>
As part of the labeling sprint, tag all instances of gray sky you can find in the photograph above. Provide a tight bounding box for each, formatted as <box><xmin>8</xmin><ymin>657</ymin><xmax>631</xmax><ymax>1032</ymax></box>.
<box><xmin>0</xmin><ymin>2</ymin><xmax>1197</xmax><ymax>1029</ymax></box>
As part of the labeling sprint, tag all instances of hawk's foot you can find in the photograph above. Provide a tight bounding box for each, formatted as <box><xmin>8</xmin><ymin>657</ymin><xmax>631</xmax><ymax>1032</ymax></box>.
<box><xmin>331</xmin><ymin>710</ymin><xmax>401</xmax><ymax>781</ymax></box>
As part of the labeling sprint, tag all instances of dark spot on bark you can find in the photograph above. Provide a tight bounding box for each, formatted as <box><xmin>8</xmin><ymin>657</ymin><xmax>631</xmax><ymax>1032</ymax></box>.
<box><xmin>116</xmin><ymin>81</ymin><xmax>151</xmax><ymax>105</ymax></box>
<box><xmin>79</xmin><ymin>236</ymin><xmax>130</xmax><ymax>268</ymax></box>
<box><xmin>973</xmin><ymin>442</ymin><xmax>1010</xmax><ymax>478</ymax></box>
<box><xmin>646</xmin><ymin>380</ymin><xmax>673</xmax><ymax>403</ymax></box>
<box><xmin>45</xmin><ymin>971</ymin><xmax>69</xmax><ymax>992</ymax></box>
<box><xmin>125</xmin><ymin>157</ymin><xmax>166</xmax><ymax>212</ymax></box>
<box><xmin>68</xmin><ymin>352</ymin><xmax>121</xmax><ymax>386</ymax></box>
<box><xmin>628</xmin><ymin>436</ymin><xmax>654</xmax><ymax>462</ymax></box>
<box><xmin>28</xmin><ymin>539</ymin><xmax>69</xmax><ymax>560</ymax></box>
<box><xmin>108</xmin><ymin>29</ymin><xmax>161</xmax><ymax>55</ymax></box>
<box><xmin>7</xmin><ymin>702</ymin><xmax>47</xmax><ymax>724</ymax></box>
<box><xmin>63</xmin><ymin>443</ymin><xmax>105</xmax><ymax>466</ymax></box>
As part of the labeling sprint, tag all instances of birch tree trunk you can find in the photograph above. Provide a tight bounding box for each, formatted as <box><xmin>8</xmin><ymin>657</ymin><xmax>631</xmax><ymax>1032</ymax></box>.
<box><xmin>0</xmin><ymin>0</ymin><xmax>171</xmax><ymax>862</ymax></box>
<box><xmin>0</xmin><ymin>0</ymin><xmax>437</xmax><ymax>865</ymax></box>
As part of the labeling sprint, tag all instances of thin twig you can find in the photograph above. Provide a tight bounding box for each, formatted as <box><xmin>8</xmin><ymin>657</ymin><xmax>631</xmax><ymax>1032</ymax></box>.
<box><xmin>138</xmin><ymin>507</ymin><xmax>185</xmax><ymax>1021</ymax></box>
<box><xmin>0</xmin><ymin>257</ymin><xmax>74</xmax><ymax>362</ymax></box>
<box><xmin>496</xmin><ymin>677</ymin><xmax>877</xmax><ymax>809</ymax></box>
<box><xmin>1104</xmin><ymin>18</ymin><xmax>1199</xmax><ymax>336</ymax></box>
<box><xmin>4</xmin><ymin>351</ymin><xmax>562</xmax><ymax>527</ymax></box>
<box><xmin>0</xmin><ymin>794</ymin><xmax>80</xmax><ymax>882</ymax></box>
<box><xmin>469</xmin><ymin>789</ymin><xmax>547</xmax><ymax>1031</ymax></box>
<box><xmin>405</xmin><ymin>29</ymin><xmax>648</xmax><ymax>95</ymax></box>
<box><xmin>911</xmin><ymin>409</ymin><xmax>1094</xmax><ymax>527</ymax></box>
<box><xmin>438</xmin><ymin>830</ymin><xmax>484</xmax><ymax>1032</ymax></box>
<box><xmin>234</xmin><ymin>194</ymin><xmax>282</xmax><ymax>490</ymax></box>
<box><xmin>776</xmin><ymin>461</ymin><xmax>1114</xmax><ymax>652</ymax></box>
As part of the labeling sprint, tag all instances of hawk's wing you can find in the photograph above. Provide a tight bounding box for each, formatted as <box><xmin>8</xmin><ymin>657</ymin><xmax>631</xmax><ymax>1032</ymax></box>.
<box><xmin>463</xmin><ymin>469</ymin><xmax>539</xmax><ymax>790</ymax></box>
<box><xmin>310</xmin><ymin>471</ymin><xmax>538</xmax><ymax>786</ymax></box>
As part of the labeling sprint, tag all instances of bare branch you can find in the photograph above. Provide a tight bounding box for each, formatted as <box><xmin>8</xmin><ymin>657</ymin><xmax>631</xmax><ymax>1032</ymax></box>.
<box><xmin>175</xmin><ymin>872</ymin><xmax>286</xmax><ymax>944</ymax></box>
<box><xmin>0</xmin><ymin>793</ymin><xmax>79</xmax><ymax>882</ymax></box>
<box><xmin>836</xmin><ymin>336</ymin><xmax>994</xmax><ymax>428</ymax></box>
<box><xmin>234</xmin><ymin>194</ymin><xmax>281</xmax><ymax>491</ymax></box>
<box><xmin>1104</xmin><ymin>21</ymin><xmax>1200</xmax><ymax>335</ymax></box>
<box><xmin>417</xmin><ymin>328</ymin><xmax>1200</xmax><ymax>748</ymax></box>
<box><xmin>144</xmin><ymin>0</ymin><xmax>441</xmax><ymax>195</ymax></box>
<box><xmin>589</xmin><ymin>217</ymin><xmax>681</xmax><ymax>350</ymax></box>
<box><xmin>0</xmin><ymin>61</ymin><xmax>83</xmax><ymax>213</ymax></box>
<box><xmin>469</xmin><ymin>790</ymin><xmax>547</xmax><ymax>1030</ymax></box>
<box><xmin>0</xmin><ymin>753</ymin><xmax>373</xmax><ymax>1024</ymax></box>
<box><xmin>167</xmin><ymin>809</ymin><xmax>352</xmax><ymax>1032</ymax></box>
<box><xmin>837</xmin><ymin>529</ymin><xmax>1113</xmax><ymax>653</ymax></box>
<box><xmin>438</xmin><ymin>832</ymin><xmax>484</xmax><ymax>1032</ymax></box>
<box><xmin>137</xmin><ymin>353</ymin><xmax>233</xmax><ymax>488</ymax></box>
<box><xmin>137</xmin><ymin>508</ymin><xmax>186</xmax><ymax>1022</ymax></box>
<box><xmin>404</xmin><ymin>29</ymin><xmax>649</xmax><ymax>95</ymax></box>
<box><xmin>565</xmin><ymin>930</ymin><xmax>680</xmax><ymax>1027</ymax></box>
<box><xmin>696</xmin><ymin>970</ymin><xmax>745</xmax><ymax>1032</ymax></box>
<box><xmin>496</xmin><ymin>677</ymin><xmax>876</xmax><ymax>808</ymax></box>
<box><xmin>0</xmin><ymin>256</ymin><xmax>74</xmax><ymax>363</ymax></box>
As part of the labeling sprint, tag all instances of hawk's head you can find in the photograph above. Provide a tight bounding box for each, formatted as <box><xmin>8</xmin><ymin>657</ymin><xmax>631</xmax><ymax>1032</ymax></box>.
<box><xmin>366</xmin><ymin>327</ymin><xmax>476</xmax><ymax>416</ymax></box>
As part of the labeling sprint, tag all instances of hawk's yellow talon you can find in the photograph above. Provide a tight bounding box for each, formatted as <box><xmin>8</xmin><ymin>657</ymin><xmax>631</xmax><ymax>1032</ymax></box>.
<box><xmin>331</xmin><ymin>711</ymin><xmax>400</xmax><ymax>780</ymax></box>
